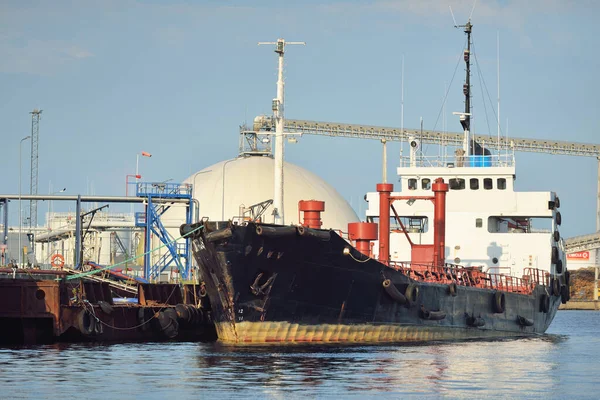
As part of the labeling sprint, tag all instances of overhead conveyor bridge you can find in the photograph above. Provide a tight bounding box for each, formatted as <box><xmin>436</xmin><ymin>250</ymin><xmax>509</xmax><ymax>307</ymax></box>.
<box><xmin>565</xmin><ymin>233</ymin><xmax>600</xmax><ymax>254</ymax></box>
<box><xmin>252</xmin><ymin>116</ymin><xmax>600</xmax><ymax>240</ymax></box>
<box><xmin>252</xmin><ymin>117</ymin><xmax>600</xmax><ymax>157</ymax></box>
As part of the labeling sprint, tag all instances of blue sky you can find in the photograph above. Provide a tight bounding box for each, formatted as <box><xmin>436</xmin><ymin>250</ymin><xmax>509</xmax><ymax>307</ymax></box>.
<box><xmin>0</xmin><ymin>0</ymin><xmax>598</xmax><ymax>238</ymax></box>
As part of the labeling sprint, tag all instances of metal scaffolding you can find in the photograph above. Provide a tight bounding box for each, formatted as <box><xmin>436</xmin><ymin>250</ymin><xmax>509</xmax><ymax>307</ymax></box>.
<box><xmin>134</xmin><ymin>182</ymin><xmax>193</xmax><ymax>281</ymax></box>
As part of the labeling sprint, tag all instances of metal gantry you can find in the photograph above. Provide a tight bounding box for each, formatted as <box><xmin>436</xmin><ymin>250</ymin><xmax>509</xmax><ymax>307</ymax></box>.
<box><xmin>135</xmin><ymin>182</ymin><xmax>193</xmax><ymax>281</ymax></box>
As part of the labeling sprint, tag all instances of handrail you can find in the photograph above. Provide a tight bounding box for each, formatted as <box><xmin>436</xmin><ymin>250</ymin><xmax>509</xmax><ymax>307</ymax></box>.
<box><xmin>387</xmin><ymin>262</ymin><xmax>551</xmax><ymax>295</ymax></box>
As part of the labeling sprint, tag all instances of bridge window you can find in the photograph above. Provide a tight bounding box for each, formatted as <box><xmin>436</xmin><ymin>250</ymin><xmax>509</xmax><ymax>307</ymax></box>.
<box><xmin>497</xmin><ymin>178</ymin><xmax>507</xmax><ymax>190</ymax></box>
<box><xmin>470</xmin><ymin>178</ymin><xmax>479</xmax><ymax>190</ymax></box>
<box><xmin>487</xmin><ymin>216</ymin><xmax>552</xmax><ymax>233</ymax></box>
<box><xmin>422</xmin><ymin>178</ymin><xmax>431</xmax><ymax>190</ymax></box>
<box><xmin>483</xmin><ymin>178</ymin><xmax>493</xmax><ymax>190</ymax></box>
<box><xmin>449</xmin><ymin>178</ymin><xmax>465</xmax><ymax>190</ymax></box>
<box><xmin>408</xmin><ymin>178</ymin><xmax>417</xmax><ymax>190</ymax></box>
<box><xmin>394</xmin><ymin>216</ymin><xmax>429</xmax><ymax>233</ymax></box>
<box><xmin>476</xmin><ymin>218</ymin><xmax>483</xmax><ymax>228</ymax></box>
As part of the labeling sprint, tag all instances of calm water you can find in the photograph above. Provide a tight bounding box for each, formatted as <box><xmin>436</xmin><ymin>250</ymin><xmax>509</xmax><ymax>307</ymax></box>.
<box><xmin>0</xmin><ymin>311</ymin><xmax>598</xmax><ymax>399</ymax></box>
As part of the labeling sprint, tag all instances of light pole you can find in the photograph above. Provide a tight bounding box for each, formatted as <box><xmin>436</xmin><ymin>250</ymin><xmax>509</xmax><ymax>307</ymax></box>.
<box><xmin>46</xmin><ymin>186</ymin><xmax>66</xmax><ymax>266</ymax></box>
<box><xmin>48</xmin><ymin>186</ymin><xmax>66</xmax><ymax>224</ymax></box>
<box><xmin>19</xmin><ymin>135</ymin><xmax>31</xmax><ymax>268</ymax></box>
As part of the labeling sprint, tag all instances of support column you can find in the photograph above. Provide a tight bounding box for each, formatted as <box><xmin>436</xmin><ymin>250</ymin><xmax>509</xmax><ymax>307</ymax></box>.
<box><xmin>2</xmin><ymin>199</ymin><xmax>7</xmax><ymax>265</ymax></box>
<box><xmin>377</xmin><ymin>183</ymin><xmax>393</xmax><ymax>264</ymax></box>
<box><xmin>2</xmin><ymin>199</ymin><xmax>7</xmax><ymax>246</ymax></box>
<box><xmin>595</xmin><ymin>265</ymin><xmax>598</xmax><ymax>301</ymax></box>
<box><xmin>597</xmin><ymin>158</ymin><xmax>600</xmax><ymax>232</ymax></box>
<box><xmin>75</xmin><ymin>195</ymin><xmax>81</xmax><ymax>269</ymax></box>
<box><xmin>184</xmin><ymin>199</ymin><xmax>192</xmax><ymax>280</ymax></box>
<box><xmin>144</xmin><ymin>197</ymin><xmax>152</xmax><ymax>280</ymax></box>
<box><xmin>432</xmin><ymin>178</ymin><xmax>449</xmax><ymax>267</ymax></box>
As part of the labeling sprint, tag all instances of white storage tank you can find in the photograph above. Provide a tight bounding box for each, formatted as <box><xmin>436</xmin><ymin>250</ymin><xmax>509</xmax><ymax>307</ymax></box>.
<box><xmin>183</xmin><ymin>155</ymin><xmax>358</xmax><ymax>229</ymax></box>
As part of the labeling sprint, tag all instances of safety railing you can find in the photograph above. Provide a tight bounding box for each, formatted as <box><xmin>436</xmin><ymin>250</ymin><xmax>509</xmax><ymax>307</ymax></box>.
<box><xmin>386</xmin><ymin>262</ymin><xmax>550</xmax><ymax>295</ymax></box>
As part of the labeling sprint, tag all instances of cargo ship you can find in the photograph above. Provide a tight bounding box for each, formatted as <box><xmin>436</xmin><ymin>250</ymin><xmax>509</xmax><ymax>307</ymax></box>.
<box><xmin>182</xmin><ymin>23</ymin><xmax>569</xmax><ymax>344</ymax></box>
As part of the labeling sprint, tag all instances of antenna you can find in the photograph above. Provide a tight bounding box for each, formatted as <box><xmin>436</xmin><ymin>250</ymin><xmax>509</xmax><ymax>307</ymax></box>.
<box><xmin>258</xmin><ymin>38</ymin><xmax>305</xmax><ymax>225</ymax></box>
<box><xmin>497</xmin><ymin>30</ymin><xmax>501</xmax><ymax>157</ymax></box>
<box><xmin>469</xmin><ymin>0</ymin><xmax>478</xmax><ymax>22</ymax></box>
<box><xmin>449</xmin><ymin>6</ymin><xmax>458</xmax><ymax>27</ymax></box>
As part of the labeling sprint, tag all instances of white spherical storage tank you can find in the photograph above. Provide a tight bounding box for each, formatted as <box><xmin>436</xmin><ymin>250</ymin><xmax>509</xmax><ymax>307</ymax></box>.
<box><xmin>184</xmin><ymin>155</ymin><xmax>358</xmax><ymax>229</ymax></box>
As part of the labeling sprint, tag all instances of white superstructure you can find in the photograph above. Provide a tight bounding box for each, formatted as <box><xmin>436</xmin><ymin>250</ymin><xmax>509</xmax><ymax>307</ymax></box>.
<box><xmin>365</xmin><ymin>154</ymin><xmax>565</xmax><ymax>278</ymax></box>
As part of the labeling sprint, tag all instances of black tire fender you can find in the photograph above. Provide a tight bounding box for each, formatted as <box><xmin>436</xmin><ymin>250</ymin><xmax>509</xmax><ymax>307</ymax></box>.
<box><xmin>551</xmin><ymin>278</ymin><xmax>560</xmax><ymax>297</ymax></box>
<box><xmin>556</xmin><ymin>259</ymin><xmax>564</xmax><ymax>275</ymax></box>
<box><xmin>540</xmin><ymin>294</ymin><xmax>550</xmax><ymax>313</ymax></box>
<box><xmin>404</xmin><ymin>284</ymin><xmax>419</xmax><ymax>304</ymax></box>
<box><xmin>98</xmin><ymin>301</ymin><xmax>114</xmax><ymax>315</ymax></box>
<box><xmin>448</xmin><ymin>282</ymin><xmax>458</xmax><ymax>297</ymax></box>
<box><xmin>382</xmin><ymin>279</ymin><xmax>408</xmax><ymax>304</ymax></box>
<box><xmin>77</xmin><ymin>310</ymin><xmax>96</xmax><ymax>336</ymax></box>
<box><xmin>560</xmin><ymin>285</ymin><xmax>569</xmax><ymax>304</ymax></box>
<box><xmin>493</xmin><ymin>291</ymin><xmax>506</xmax><ymax>314</ymax></box>
<box><xmin>551</xmin><ymin>246</ymin><xmax>559</xmax><ymax>264</ymax></box>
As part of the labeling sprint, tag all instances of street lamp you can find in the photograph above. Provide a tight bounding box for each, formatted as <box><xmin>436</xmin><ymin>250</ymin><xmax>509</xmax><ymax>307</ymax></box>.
<box><xmin>19</xmin><ymin>135</ymin><xmax>31</xmax><ymax>268</ymax></box>
<box><xmin>47</xmin><ymin>186</ymin><xmax>67</xmax><ymax>225</ymax></box>
<box><xmin>46</xmin><ymin>187</ymin><xmax>66</xmax><ymax>266</ymax></box>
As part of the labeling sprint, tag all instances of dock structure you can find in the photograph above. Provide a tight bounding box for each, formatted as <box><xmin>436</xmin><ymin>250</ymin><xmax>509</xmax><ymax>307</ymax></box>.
<box><xmin>0</xmin><ymin>268</ymin><xmax>215</xmax><ymax>345</ymax></box>
<box><xmin>0</xmin><ymin>183</ymin><xmax>194</xmax><ymax>282</ymax></box>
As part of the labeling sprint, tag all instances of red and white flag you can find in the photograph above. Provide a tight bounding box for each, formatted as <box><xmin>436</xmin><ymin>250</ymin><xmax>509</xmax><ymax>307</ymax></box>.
<box><xmin>141</xmin><ymin>151</ymin><xmax>152</xmax><ymax>157</ymax></box>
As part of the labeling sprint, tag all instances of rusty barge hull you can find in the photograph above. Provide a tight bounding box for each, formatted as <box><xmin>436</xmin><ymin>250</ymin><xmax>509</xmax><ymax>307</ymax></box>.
<box><xmin>187</xmin><ymin>222</ymin><xmax>563</xmax><ymax>345</ymax></box>
<box><xmin>0</xmin><ymin>269</ymin><xmax>216</xmax><ymax>345</ymax></box>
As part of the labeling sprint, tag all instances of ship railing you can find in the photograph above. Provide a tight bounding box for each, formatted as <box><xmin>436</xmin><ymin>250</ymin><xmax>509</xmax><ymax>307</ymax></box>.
<box><xmin>523</xmin><ymin>267</ymin><xmax>550</xmax><ymax>287</ymax></box>
<box><xmin>480</xmin><ymin>274</ymin><xmax>532</xmax><ymax>294</ymax></box>
<box><xmin>388</xmin><ymin>262</ymin><xmax>541</xmax><ymax>295</ymax></box>
<box><xmin>398</xmin><ymin>154</ymin><xmax>515</xmax><ymax>168</ymax></box>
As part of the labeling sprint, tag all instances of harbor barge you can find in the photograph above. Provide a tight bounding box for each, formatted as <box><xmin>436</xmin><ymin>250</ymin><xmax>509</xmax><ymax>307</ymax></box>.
<box><xmin>0</xmin><ymin>268</ymin><xmax>215</xmax><ymax>345</ymax></box>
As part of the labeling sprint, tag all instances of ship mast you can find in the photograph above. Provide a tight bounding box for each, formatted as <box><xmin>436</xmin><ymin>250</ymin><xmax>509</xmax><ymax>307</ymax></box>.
<box><xmin>450</xmin><ymin>19</ymin><xmax>473</xmax><ymax>158</ymax></box>
<box><xmin>258</xmin><ymin>38</ymin><xmax>305</xmax><ymax>225</ymax></box>
<box><xmin>460</xmin><ymin>21</ymin><xmax>472</xmax><ymax>156</ymax></box>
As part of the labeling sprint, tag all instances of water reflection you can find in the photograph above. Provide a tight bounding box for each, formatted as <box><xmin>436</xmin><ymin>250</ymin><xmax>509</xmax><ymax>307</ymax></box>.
<box><xmin>192</xmin><ymin>336</ymin><xmax>564</xmax><ymax>397</ymax></box>
<box><xmin>0</xmin><ymin>312</ymin><xmax>598</xmax><ymax>399</ymax></box>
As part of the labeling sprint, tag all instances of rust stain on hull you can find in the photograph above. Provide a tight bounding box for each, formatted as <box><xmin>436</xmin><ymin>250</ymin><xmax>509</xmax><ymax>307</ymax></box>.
<box><xmin>214</xmin><ymin>321</ymin><xmax>532</xmax><ymax>345</ymax></box>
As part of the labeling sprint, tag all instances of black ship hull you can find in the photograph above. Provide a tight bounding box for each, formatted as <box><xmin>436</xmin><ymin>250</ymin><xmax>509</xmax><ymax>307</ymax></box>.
<box><xmin>186</xmin><ymin>222</ymin><xmax>563</xmax><ymax>344</ymax></box>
